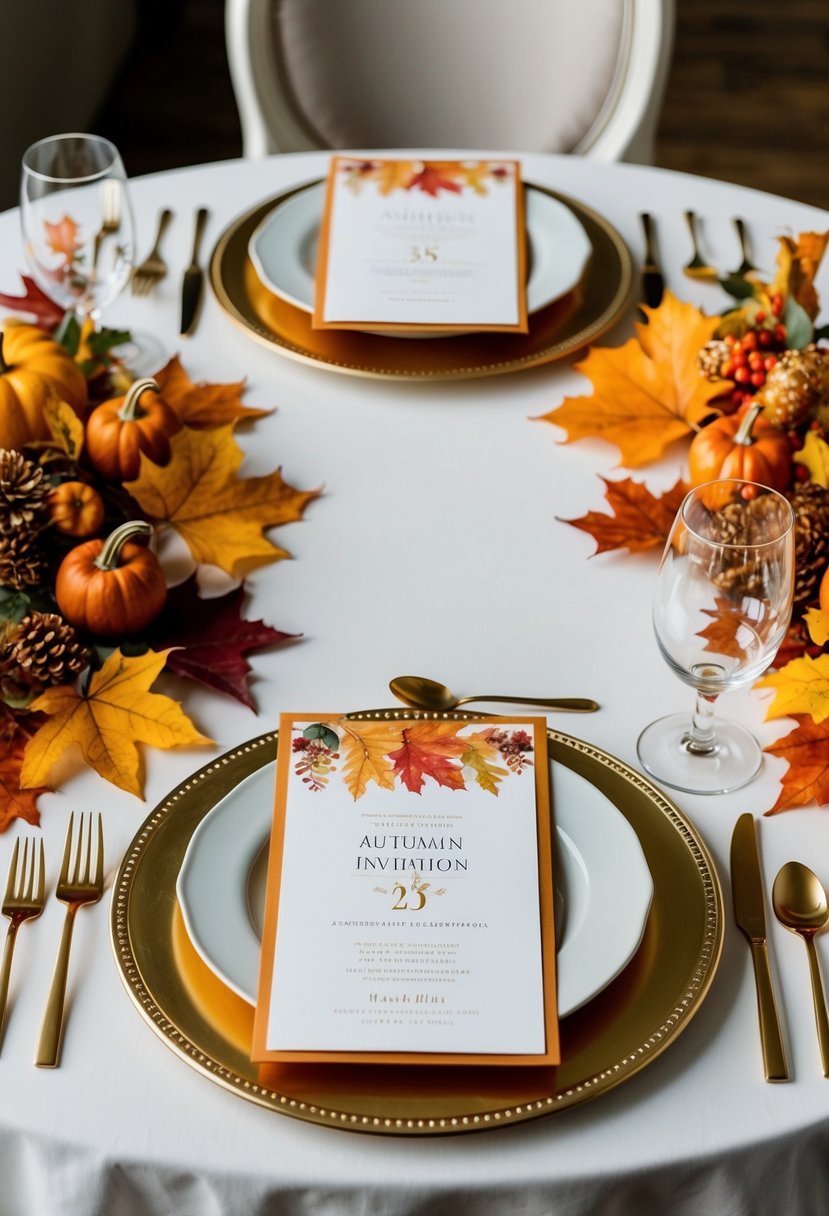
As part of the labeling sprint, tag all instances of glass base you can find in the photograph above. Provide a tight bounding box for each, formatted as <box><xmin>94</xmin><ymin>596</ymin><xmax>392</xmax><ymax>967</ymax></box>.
<box><xmin>113</xmin><ymin>330</ymin><xmax>168</xmax><ymax>377</ymax></box>
<box><xmin>636</xmin><ymin>712</ymin><xmax>762</xmax><ymax>795</ymax></box>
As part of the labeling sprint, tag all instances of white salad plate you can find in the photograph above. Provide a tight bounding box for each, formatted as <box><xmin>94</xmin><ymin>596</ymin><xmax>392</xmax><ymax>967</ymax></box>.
<box><xmin>248</xmin><ymin>181</ymin><xmax>592</xmax><ymax>321</ymax></box>
<box><xmin>177</xmin><ymin>756</ymin><xmax>653</xmax><ymax>1019</ymax></box>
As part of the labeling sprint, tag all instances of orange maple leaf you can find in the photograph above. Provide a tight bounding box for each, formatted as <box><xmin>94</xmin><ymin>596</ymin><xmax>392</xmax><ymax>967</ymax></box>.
<box><xmin>769</xmin><ymin>230</ymin><xmax>829</xmax><ymax>321</ymax></box>
<box><xmin>0</xmin><ymin>715</ymin><xmax>48</xmax><ymax>831</ymax></box>
<box><xmin>764</xmin><ymin>715</ymin><xmax>829</xmax><ymax>813</ymax></box>
<box><xmin>44</xmin><ymin>215</ymin><xmax>81</xmax><ymax>262</ymax></box>
<box><xmin>152</xmin><ymin>355</ymin><xmax>270</xmax><ymax>428</ymax></box>
<box><xmin>389</xmin><ymin>722</ymin><xmax>467</xmax><ymax>794</ymax></box>
<box><xmin>535</xmin><ymin>292</ymin><xmax>727</xmax><ymax>467</ymax></box>
<box><xmin>559</xmin><ymin>476</ymin><xmax>688</xmax><ymax>556</ymax></box>
<box><xmin>125</xmin><ymin>425</ymin><xmax>319</xmax><ymax>577</ymax></box>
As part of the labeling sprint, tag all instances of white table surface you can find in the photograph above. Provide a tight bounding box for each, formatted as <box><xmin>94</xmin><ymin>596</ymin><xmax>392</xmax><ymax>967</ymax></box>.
<box><xmin>2</xmin><ymin>150</ymin><xmax>829</xmax><ymax>1216</ymax></box>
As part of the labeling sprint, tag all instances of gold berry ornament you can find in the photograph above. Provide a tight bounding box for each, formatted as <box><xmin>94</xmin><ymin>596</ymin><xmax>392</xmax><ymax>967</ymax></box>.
<box><xmin>47</xmin><ymin>481</ymin><xmax>106</xmax><ymax>538</ymax></box>
<box><xmin>0</xmin><ymin>322</ymin><xmax>88</xmax><ymax>450</ymax></box>
<box><xmin>55</xmin><ymin>519</ymin><xmax>167</xmax><ymax>637</ymax></box>
<box><xmin>688</xmin><ymin>401</ymin><xmax>791</xmax><ymax>493</ymax></box>
<box><xmin>757</xmin><ymin>346</ymin><xmax>829</xmax><ymax>429</ymax></box>
<box><xmin>85</xmin><ymin>377</ymin><xmax>181</xmax><ymax>482</ymax></box>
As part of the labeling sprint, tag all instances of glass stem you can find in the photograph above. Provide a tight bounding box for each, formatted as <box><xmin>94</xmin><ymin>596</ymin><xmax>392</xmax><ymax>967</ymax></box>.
<box><xmin>685</xmin><ymin>691</ymin><xmax>718</xmax><ymax>755</ymax></box>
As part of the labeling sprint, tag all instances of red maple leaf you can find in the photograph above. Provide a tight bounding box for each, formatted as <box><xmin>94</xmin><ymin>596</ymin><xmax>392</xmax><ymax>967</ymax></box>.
<box><xmin>407</xmin><ymin>165</ymin><xmax>463</xmax><ymax>198</ymax></box>
<box><xmin>0</xmin><ymin>275</ymin><xmax>64</xmax><ymax>329</ymax></box>
<box><xmin>388</xmin><ymin>722</ymin><xmax>467</xmax><ymax>794</ymax></box>
<box><xmin>559</xmin><ymin>476</ymin><xmax>688</xmax><ymax>556</ymax></box>
<box><xmin>153</xmin><ymin>576</ymin><xmax>299</xmax><ymax>709</ymax></box>
<box><xmin>697</xmin><ymin>596</ymin><xmax>750</xmax><ymax>661</ymax></box>
<box><xmin>0</xmin><ymin>712</ymin><xmax>49</xmax><ymax>832</ymax></box>
<box><xmin>764</xmin><ymin>714</ymin><xmax>829</xmax><ymax>813</ymax></box>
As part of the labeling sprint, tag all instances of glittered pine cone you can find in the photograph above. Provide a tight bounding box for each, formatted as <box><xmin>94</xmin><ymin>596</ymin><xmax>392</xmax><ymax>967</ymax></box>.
<box><xmin>696</xmin><ymin>339</ymin><xmax>731</xmax><ymax>382</ymax></box>
<box><xmin>0</xmin><ymin>529</ymin><xmax>48</xmax><ymax>591</ymax></box>
<box><xmin>2</xmin><ymin>612</ymin><xmax>88</xmax><ymax>691</ymax></box>
<box><xmin>790</xmin><ymin>481</ymin><xmax>829</xmax><ymax>609</ymax></box>
<box><xmin>0</xmin><ymin>449</ymin><xmax>49</xmax><ymax>535</ymax></box>
<box><xmin>758</xmin><ymin>345</ymin><xmax>829</xmax><ymax>429</ymax></box>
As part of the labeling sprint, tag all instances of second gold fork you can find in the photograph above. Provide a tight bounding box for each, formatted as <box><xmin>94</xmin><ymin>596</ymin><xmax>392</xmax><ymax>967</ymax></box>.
<box><xmin>35</xmin><ymin>813</ymin><xmax>103</xmax><ymax>1068</ymax></box>
<box><xmin>0</xmin><ymin>837</ymin><xmax>45</xmax><ymax>1048</ymax></box>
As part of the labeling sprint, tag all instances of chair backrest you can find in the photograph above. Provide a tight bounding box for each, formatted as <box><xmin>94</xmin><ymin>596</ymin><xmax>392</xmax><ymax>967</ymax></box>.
<box><xmin>226</xmin><ymin>0</ymin><xmax>674</xmax><ymax>165</ymax></box>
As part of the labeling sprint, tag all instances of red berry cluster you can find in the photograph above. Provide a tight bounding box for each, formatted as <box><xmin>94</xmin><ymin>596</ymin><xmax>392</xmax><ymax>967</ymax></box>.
<box><xmin>720</xmin><ymin>300</ymin><xmax>788</xmax><ymax>409</ymax></box>
<box><xmin>490</xmin><ymin>728</ymin><xmax>534</xmax><ymax>774</ymax></box>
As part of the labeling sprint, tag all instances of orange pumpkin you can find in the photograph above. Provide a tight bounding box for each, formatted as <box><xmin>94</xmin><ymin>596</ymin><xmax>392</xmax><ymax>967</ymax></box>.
<box><xmin>820</xmin><ymin>564</ymin><xmax>829</xmax><ymax>613</ymax></box>
<box><xmin>47</xmin><ymin>481</ymin><xmax>105</xmax><ymax>538</ymax></box>
<box><xmin>688</xmin><ymin>401</ymin><xmax>791</xmax><ymax>492</ymax></box>
<box><xmin>85</xmin><ymin>377</ymin><xmax>181</xmax><ymax>482</ymax></box>
<box><xmin>0</xmin><ymin>322</ymin><xmax>88</xmax><ymax>450</ymax></box>
<box><xmin>55</xmin><ymin>519</ymin><xmax>167</xmax><ymax>637</ymax></box>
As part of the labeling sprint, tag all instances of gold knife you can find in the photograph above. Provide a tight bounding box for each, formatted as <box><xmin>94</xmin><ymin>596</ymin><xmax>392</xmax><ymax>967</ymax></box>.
<box><xmin>179</xmin><ymin>207</ymin><xmax>209</xmax><ymax>337</ymax></box>
<box><xmin>730</xmin><ymin>812</ymin><xmax>789</xmax><ymax>1081</ymax></box>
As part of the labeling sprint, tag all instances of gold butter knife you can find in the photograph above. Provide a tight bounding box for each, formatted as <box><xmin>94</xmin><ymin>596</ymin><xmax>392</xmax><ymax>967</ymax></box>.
<box><xmin>179</xmin><ymin>207</ymin><xmax>209</xmax><ymax>337</ymax></box>
<box><xmin>730</xmin><ymin>812</ymin><xmax>789</xmax><ymax>1082</ymax></box>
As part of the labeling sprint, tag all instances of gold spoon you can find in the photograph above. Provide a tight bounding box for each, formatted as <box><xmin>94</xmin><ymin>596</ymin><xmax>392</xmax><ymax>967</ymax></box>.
<box><xmin>389</xmin><ymin>675</ymin><xmax>599</xmax><ymax>714</ymax></box>
<box><xmin>683</xmin><ymin>210</ymin><xmax>719</xmax><ymax>282</ymax></box>
<box><xmin>772</xmin><ymin>861</ymin><xmax>829</xmax><ymax>1077</ymax></box>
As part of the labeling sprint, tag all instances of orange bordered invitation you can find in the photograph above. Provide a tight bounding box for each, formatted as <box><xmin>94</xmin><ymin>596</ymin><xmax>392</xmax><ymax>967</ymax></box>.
<box><xmin>313</xmin><ymin>157</ymin><xmax>529</xmax><ymax>335</ymax></box>
<box><xmin>252</xmin><ymin>713</ymin><xmax>558</xmax><ymax>1066</ymax></box>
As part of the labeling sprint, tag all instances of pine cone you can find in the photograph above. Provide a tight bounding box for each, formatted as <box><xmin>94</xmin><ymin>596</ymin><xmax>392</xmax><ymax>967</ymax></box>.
<box><xmin>0</xmin><ymin>530</ymin><xmax>48</xmax><ymax>590</ymax></box>
<box><xmin>706</xmin><ymin>494</ymin><xmax>787</xmax><ymax>597</ymax></box>
<box><xmin>0</xmin><ymin>449</ymin><xmax>49</xmax><ymax>534</ymax></box>
<box><xmin>758</xmin><ymin>345</ymin><xmax>829</xmax><ymax>428</ymax></box>
<box><xmin>790</xmin><ymin>482</ymin><xmax>829</xmax><ymax>609</ymax></box>
<box><xmin>2</xmin><ymin>612</ymin><xmax>88</xmax><ymax>691</ymax></box>
<box><xmin>697</xmin><ymin>339</ymin><xmax>731</xmax><ymax>382</ymax></box>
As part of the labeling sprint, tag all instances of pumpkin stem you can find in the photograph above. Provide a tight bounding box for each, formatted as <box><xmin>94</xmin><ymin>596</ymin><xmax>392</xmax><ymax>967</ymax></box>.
<box><xmin>94</xmin><ymin>519</ymin><xmax>154</xmax><ymax>571</ymax></box>
<box><xmin>0</xmin><ymin>330</ymin><xmax>6</xmax><ymax>375</ymax></box>
<box><xmin>118</xmin><ymin>378</ymin><xmax>161</xmax><ymax>422</ymax></box>
<box><xmin>733</xmin><ymin>400</ymin><xmax>764</xmax><ymax>446</ymax></box>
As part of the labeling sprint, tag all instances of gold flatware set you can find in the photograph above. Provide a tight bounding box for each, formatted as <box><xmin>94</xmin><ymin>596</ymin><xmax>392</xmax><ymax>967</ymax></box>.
<box><xmin>131</xmin><ymin>207</ymin><xmax>210</xmax><ymax>335</ymax></box>
<box><xmin>731</xmin><ymin>813</ymin><xmax>829</xmax><ymax>1081</ymax></box>
<box><xmin>0</xmin><ymin>814</ymin><xmax>104</xmax><ymax>1067</ymax></box>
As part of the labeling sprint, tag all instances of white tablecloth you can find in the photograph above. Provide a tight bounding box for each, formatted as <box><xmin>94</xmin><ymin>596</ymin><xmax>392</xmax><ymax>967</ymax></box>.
<box><xmin>2</xmin><ymin>150</ymin><xmax>829</xmax><ymax>1216</ymax></box>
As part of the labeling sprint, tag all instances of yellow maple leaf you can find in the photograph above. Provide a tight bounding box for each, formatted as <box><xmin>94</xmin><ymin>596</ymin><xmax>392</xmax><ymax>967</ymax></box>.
<box><xmin>153</xmin><ymin>355</ymin><xmax>270</xmax><ymax>428</ymax></box>
<box><xmin>43</xmin><ymin>395</ymin><xmax>84</xmax><ymax>459</ymax></box>
<box><xmin>371</xmin><ymin>161</ymin><xmax>415</xmax><ymax>195</ymax></box>
<box><xmin>459</xmin><ymin>730</ymin><xmax>508</xmax><ymax>794</ymax></box>
<box><xmin>124</xmin><ymin>425</ymin><xmax>319</xmax><ymax>577</ymax></box>
<box><xmin>459</xmin><ymin>163</ymin><xmax>491</xmax><ymax>195</ymax></box>
<box><xmin>805</xmin><ymin>608</ymin><xmax>829</xmax><ymax>648</ymax></box>
<box><xmin>336</xmin><ymin>720</ymin><xmax>402</xmax><ymax>800</ymax></box>
<box><xmin>758</xmin><ymin>654</ymin><xmax>829</xmax><ymax>725</ymax></box>
<box><xmin>794</xmin><ymin>432</ymin><xmax>829</xmax><ymax>488</ymax></box>
<box><xmin>535</xmin><ymin>292</ymin><xmax>726</xmax><ymax>468</ymax></box>
<box><xmin>20</xmin><ymin>649</ymin><xmax>212</xmax><ymax>797</ymax></box>
<box><xmin>769</xmin><ymin>230</ymin><xmax>829</xmax><ymax>321</ymax></box>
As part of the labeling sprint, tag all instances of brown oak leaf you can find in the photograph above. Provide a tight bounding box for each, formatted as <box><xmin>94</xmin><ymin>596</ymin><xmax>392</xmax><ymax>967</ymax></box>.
<box><xmin>389</xmin><ymin>721</ymin><xmax>467</xmax><ymax>794</ymax></box>
<box><xmin>155</xmin><ymin>576</ymin><xmax>299</xmax><ymax>708</ymax></box>
<box><xmin>559</xmin><ymin>476</ymin><xmax>688</xmax><ymax>556</ymax></box>
<box><xmin>697</xmin><ymin>596</ymin><xmax>750</xmax><ymax>661</ymax></box>
<box><xmin>535</xmin><ymin>292</ymin><xmax>727</xmax><ymax>467</ymax></box>
<box><xmin>152</xmin><ymin>355</ymin><xmax>270</xmax><ymax>427</ymax></box>
<box><xmin>764</xmin><ymin>715</ymin><xmax>829</xmax><ymax>813</ymax></box>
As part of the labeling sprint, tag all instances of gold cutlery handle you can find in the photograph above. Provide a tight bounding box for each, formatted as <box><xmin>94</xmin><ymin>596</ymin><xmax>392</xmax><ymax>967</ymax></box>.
<box><xmin>640</xmin><ymin>212</ymin><xmax>656</xmax><ymax>264</ymax></box>
<box><xmin>150</xmin><ymin>208</ymin><xmax>174</xmax><ymax>256</ymax></box>
<box><xmin>454</xmin><ymin>696</ymin><xmax>599</xmax><ymax>712</ymax></box>
<box><xmin>805</xmin><ymin>935</ymin><xmax>829</xmax><ymax>1077</ymax></box>
<box><xmin>35</xmin><ymin>905</ymin><xmax>77</xmax><ymax>1068</ymax></box>
<box><xmin>189</xmin><ymin>207</ymin><xmax>209</xmax><ymax>265</ymax></box>
<box><xmin>0</xmin><ymin>922</ymin><xmax>19</xmax><ymax>1047</ymax></box>
<box><xmin>749</xmin><ymin>940</ymin><xmax>789</xmax><ymax>1082</ymax></box>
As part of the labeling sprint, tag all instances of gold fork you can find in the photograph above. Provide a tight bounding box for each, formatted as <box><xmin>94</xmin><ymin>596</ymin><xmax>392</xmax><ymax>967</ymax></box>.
<box><xmin>35</xmin><ymin>813</ymin><xmax>103</xmax><ymax>1068</ymax></box>
<box><xmin>131</xmin><ymin>208</ymin><xmax>173</xmax><ymax>297</ymax></box>
<box><xmin>683</xmin><ymin>210</ymin><xmax>719</xmax><ymax>282</ymax></box>
<box><xmin>0</xmin><ymin>837</ymin><xmax>45</xmax><ymax>1048</ymax></box>
<box><xmin>91</xmin><ymin>180</ymin><xmax>121</xmax><ymax>276</ymax></box>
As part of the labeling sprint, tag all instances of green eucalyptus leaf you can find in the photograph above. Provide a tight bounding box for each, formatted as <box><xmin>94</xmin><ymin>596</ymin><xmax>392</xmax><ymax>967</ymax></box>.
<box><xmin>88</xmin><ymin>327</ymin><xmax>131</xmax><ymax>356</ymax></box>
<box><xmin>718</xmin><ymin>274</ymin><xmax>756</xmax><ymax>301</ymax></box>
<box><xmin>783</xmin><ymin>298</ymin><xmax>814</xmax><ymax>350</ymax></box>
<box><xmin>0</xmin><ymin>591</ymin><xmax>31</xmax><ymax>624</ymax></box>
<box><xmin>303</xmin><ymin>723</ymin><xmax>340</xmax><ymax>750</ymax></box>
<box><xmin>54</xmin><ymin>310</ymin><xmax>81</xmax><ymax>356</ymax></box>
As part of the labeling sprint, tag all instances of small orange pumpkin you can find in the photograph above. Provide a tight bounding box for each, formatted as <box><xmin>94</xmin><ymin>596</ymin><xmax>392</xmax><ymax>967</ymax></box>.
<box><xmin>688</xmin><ymin>401</ymin><xmax>791</xmax><ymax>492</ymax></box>
<box><xmin>85</xmin><ymin>377</ymin><xmax>181</xmax><ymax>482</ymax></box>
<box><xmin>47</xmin><ymin>481</ymin><xmax>106</xmax><ymax>538</ymax></box>
<box><xmin>820</xmin><ymin>564</ymin><xmax>829</xmax><ymax>613</ymax></box>
<box><xmin>0</xmin><ymin>322</ymin><xmax>88</xmax><ymax>450</ymax></box>
<box><xmin>55</xmin><ymin>519</ymin><xmax>167</xmax><ymax>637</ymax></box>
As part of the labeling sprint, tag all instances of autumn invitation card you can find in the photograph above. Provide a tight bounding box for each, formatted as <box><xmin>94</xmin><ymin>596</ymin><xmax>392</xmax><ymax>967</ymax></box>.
<box><xmin>313</xmin><ymin>157</ymin><xmax>529</xmax><ymax>334</ymax></box>
<box><xmin>252</xmin><ymin>713</ymin><xmax>558</xmax><ymax>1066</ymax></box>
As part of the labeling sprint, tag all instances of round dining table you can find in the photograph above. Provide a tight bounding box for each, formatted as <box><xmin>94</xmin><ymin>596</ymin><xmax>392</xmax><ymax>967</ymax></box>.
<box><xmin>1</xmin><ymin>149</ymin><xmax>828</xmax><ymax>1216</ymax></box>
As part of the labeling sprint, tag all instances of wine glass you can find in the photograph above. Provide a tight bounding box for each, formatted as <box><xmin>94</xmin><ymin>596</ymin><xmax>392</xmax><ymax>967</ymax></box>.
<box><xmin>20</xmin><ymin>133</ymin><xmax>134</xmax><ymax>327</ymax></box>
<box><xmin>636</xmin><ymin>479</ymin><xmax>795</xmax><ymax>794</ymax></box>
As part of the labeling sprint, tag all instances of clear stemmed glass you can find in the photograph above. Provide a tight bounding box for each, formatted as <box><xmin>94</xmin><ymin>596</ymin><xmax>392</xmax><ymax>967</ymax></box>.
<box><xmin>20</xmin><ymin>133</ymin><xmax>134</xmax><ymax>328</ymax></box>
<box><xmin>636</xmin><ymin>479</ymin><xmax>795</xmax><ymax>794</ymax></box>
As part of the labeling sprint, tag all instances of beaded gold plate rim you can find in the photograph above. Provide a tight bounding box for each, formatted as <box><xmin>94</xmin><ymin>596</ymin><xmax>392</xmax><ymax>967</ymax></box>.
<box><xmin>208</xmin><ymin>181</ymin><xmax>635</xmax><ymax>381</ymax></box>
<box><xmin>111</xmin><ymin>711</ymin><xmax>722</xmax><ymax>1136</ymax></box>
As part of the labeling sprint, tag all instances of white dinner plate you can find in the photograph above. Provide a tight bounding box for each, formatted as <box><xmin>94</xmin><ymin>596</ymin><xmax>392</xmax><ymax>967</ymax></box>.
<box><xmin>248</xmin><ymin>181</ymin><xmax>592</xmax><ymax>321</ymax></box>
<box><xmin>177</xmin><ymin>755</ymin><xmax>653</xmax><ymax>1019</ymax></box>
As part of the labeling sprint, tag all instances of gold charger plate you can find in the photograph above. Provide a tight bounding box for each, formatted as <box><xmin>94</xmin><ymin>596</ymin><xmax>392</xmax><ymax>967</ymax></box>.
<box><xmin>111</xmin><ymin>710</ymin><xmax>722</xmax><ymax>1136</ymax></box>
<box><xmin>209</xmin><ymin>181</ymin><xmax>635</xmax><ymax>380</ymax></box>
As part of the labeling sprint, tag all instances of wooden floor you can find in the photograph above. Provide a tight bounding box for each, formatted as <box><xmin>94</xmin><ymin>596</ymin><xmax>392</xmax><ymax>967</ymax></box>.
<box><xmin>98</xmin><ymin>0</ymin><xmax>829</xmax><ymax>211</ymax></box>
